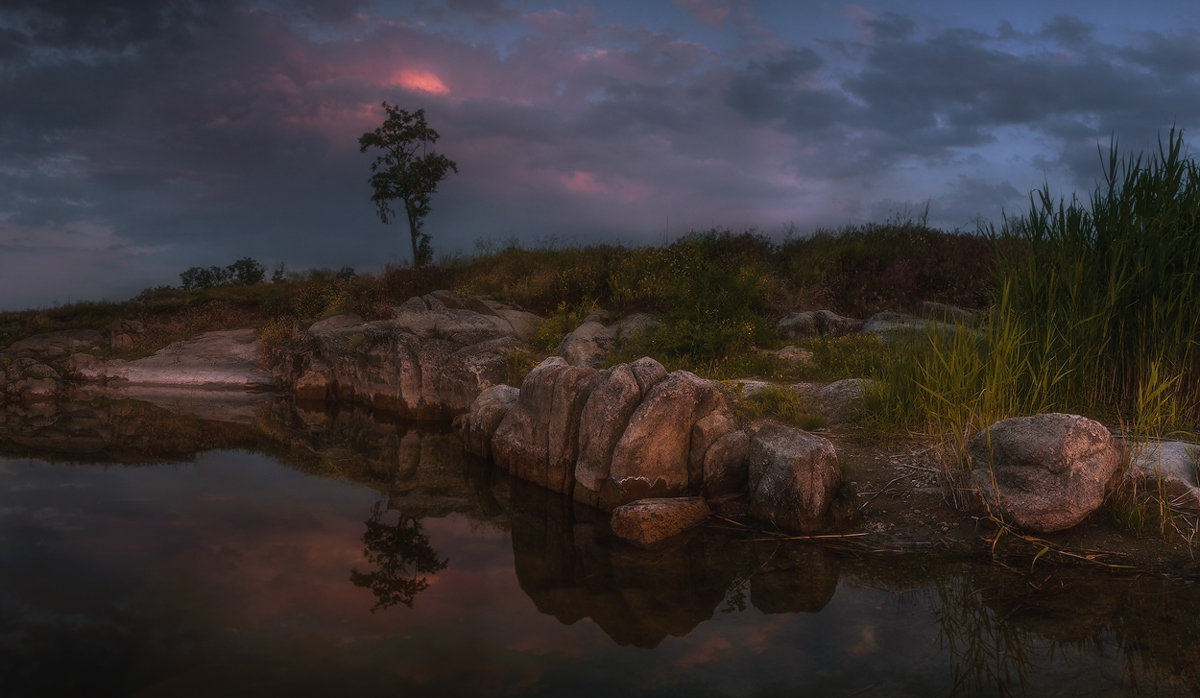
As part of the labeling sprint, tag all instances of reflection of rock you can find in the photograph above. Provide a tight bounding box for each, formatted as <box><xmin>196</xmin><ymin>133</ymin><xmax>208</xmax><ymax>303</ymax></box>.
<box><xmin>507</xmin><ymin>480</ymin><xmax>744</xmax><ymax>648</ymax></box>
<box><xmin>0</xmin><ymin>397</ymin><xmax>261</xmax><ymax>462</ymax></box>
<box><xmin>969</xmin><ymin>413</ymin><xmax>1121</xmax><ymax>533</ymax></box>
<box><xmin>750</xmin><ymin>544</ymin><xmax>840</xmax><ymax>614</ymax></box>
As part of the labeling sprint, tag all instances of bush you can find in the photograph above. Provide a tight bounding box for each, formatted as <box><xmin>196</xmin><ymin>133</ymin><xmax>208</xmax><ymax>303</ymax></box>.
<box><xmin>179</xmin><ymin>257</ymin><xmax>266</xmax><ymax>290</ymax></box>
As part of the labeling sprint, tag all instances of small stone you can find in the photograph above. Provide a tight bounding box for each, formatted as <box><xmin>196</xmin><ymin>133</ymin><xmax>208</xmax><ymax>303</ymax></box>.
<box><xmin>610</xmin><ymin>497</ymin><xmax>710</xmax><ymax>546</ymax></box>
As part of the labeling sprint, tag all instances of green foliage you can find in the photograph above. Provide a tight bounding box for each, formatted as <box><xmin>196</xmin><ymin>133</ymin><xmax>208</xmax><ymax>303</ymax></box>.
<box><xmin>848</xmin><ymin>129</ymin><xmax>1200</xmax><ymax>477</ymax></box>
<box><xmin>608</xmin><ymin>231</ymin><xmax>777</xmax><ymax>366</ymax></box>
<box><xmin>800</xmin><ymin>334</ymin><xmax>891</xmax><ymax>381</ymax></box>
<box><xmin>731</xmin><ymin>385</ymin><xmax>827</xmax><ymax>430</ymax></box>
<box><xmin>531</xmin><ymin>299</ymin><xmax>598</xmax><ymax>353</ymax></box>
<box><xmin>359</xmin><ymin>102</ymin><xmax>458</xmax><ymax>267</ymax></box>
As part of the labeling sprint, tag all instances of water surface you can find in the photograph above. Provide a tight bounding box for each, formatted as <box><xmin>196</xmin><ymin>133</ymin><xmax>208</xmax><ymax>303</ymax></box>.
<box><xmin>2</xmin><ymin>401</ymin><xmax>1199</xmax><ymax>696</ymax></box>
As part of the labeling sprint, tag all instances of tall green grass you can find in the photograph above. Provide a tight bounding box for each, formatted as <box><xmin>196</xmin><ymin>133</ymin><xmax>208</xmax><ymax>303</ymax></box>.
<box><xmin>872</xmin><ymin>129</ymin><xmax>1200</xmax><ymax>454</ymax></box>
<box><xmin>995</xmin><ymin>128</ymin><xmax>1200</xmax><ymax>434</ymax></box>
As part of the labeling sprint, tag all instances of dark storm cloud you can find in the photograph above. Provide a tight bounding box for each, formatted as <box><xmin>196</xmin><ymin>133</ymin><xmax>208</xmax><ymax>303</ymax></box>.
<box><xmin>1037</xmin><ymin>15</ymin><xmax>1094</xmax><ymax>48</ymax></box>
<box><xmin>861</xmin><ymin>11</ymin><xmax>916</xmax><ymax>42</ymax></box>
<box><xmin>1119</xmin><ymin>29</ymin><xmax>1200</xmax><ymax>80</ymax></box>
<box><xmin>839</xmin><ymin>17</ymin><xmax>1196</xmax><ymax>182</ymax></box>
<box><xmin>3</xmin><ymin>1</ymin><xmax>1200</xmax><ymax>310</ymax></box>
<box><xmin>724</xmin><ymin>48</ymin><xmax>851</xmax><ymax>130</ymax></box>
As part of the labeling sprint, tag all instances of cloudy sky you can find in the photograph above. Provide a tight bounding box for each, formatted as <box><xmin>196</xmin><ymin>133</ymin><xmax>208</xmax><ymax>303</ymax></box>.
<box><xmin>2</xmin><ymin>1</ymin><xmax>1198</xmax><ymax>310</ymax></box>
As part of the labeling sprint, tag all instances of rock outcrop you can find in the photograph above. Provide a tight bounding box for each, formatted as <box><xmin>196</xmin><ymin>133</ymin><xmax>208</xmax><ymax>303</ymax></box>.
<box><xmin>278</xmin><ymin>291</ymin><xmax>537</xmax><ymax>419</ymax></box>
<box><xmin>1</xmin><ymin>329</ymin><xmax>105</xmax><ymax>401</ymax></box>
<box><xmin>464</xmin><ymin>356</ymin><xmax>752</xmax><ymax>511</ymax></box>
<box><xmin>776</xmin><ymin>309</ymin><xmax>862</xmax><ymax>339</ymax></box>
<box><xmin>968</xmin><ymin>413</ymin><xmax>1122</xmax><ymax>533</ymax></box>
<box><xmin>70</xmin><ymin>329</ymin><xmax>273</xmax><ymax>390</ymax></box>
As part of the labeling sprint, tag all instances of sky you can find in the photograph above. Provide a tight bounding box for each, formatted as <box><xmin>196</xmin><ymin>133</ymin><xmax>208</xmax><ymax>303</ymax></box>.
<box><xmin>2</xmin><ymin>0</ymin><xmax>1199</xmax><ymax>311</ymax></box>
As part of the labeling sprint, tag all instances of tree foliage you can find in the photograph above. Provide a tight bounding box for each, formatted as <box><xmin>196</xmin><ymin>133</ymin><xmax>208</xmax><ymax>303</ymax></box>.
<box><xmin>358</xmin><ymin>102</ymin><xmax>458</xmax><ymax>267</ymax></box>
<box><xmin>179</xmin><ymin>257</ymin><xmax>266</xmax><ymax>290</ymax></box>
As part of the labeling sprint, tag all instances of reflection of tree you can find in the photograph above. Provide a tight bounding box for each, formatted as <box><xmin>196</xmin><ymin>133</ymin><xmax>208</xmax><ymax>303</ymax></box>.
<box><xmin>350</xmin><ymin>500</ymin><xmax>448</xmax><ymax>611</ymax></box>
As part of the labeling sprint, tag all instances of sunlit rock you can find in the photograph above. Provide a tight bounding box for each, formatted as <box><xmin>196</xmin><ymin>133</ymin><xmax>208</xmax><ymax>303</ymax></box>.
<box><xmin>610</xmin><ymin>496</ymin><xmax>710</xmax><ymax>547</ymax></box>
<box><xmin>969</xmin><ymin>413</ymin><xmax>1122</xmax><ymax>533</ymax></box>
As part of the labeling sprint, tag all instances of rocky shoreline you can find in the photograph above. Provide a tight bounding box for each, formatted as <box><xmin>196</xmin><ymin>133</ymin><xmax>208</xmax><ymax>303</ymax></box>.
<box><xmin>3</xmin><ymin>290</ymin><xmax>1199</xmax><ymax>563</ymax></box>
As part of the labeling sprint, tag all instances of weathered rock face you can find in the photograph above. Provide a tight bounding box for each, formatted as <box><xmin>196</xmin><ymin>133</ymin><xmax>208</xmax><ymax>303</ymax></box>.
<box><xmin>746</xmin><ymin>421</ymin><xmax>842</xmax><ymax>533</ymax></box>
<box><xmin>610</xmin><ymin>497</ymin><xmax>711</xmax><ymax>547</ymax></box>
<box><xmin>969</xmin><ymin>413</ymin><xmax>1122</xmax><ymax>533</ymax></box>
<box><xmin>466</xmin><ymin>356</ymin><xmax>749</xmax><ymax>511</ymax></box>
<box><xmin>279</xmin><ymin>291</ymin><xmax>537</xmax><ymax>419</ymax></box>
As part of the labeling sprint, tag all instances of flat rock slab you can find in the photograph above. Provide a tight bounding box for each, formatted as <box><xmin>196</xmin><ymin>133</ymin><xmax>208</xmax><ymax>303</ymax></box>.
<box><xmin>73</xmin><ymin>329</ymin><xmax>274</xmax><ymax>390</ymax></box>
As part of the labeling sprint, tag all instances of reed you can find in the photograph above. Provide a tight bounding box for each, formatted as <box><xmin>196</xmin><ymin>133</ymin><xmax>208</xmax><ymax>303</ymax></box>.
<box><xmin>871</xmin><ymin>129</ymin><xmax>1200</xmax><ymax>475</ymax></box>
<box><xmin>993</xmin><ymin>127</ymin><xmax>1200</xmax><ymax>435</ymax></box>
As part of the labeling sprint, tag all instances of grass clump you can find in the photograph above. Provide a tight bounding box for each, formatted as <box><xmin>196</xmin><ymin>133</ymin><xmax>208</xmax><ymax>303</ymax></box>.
<box><xmin>530</xmin><ymin>299</ymin><xmax>599</xmax><ymax>353</ymax></box>
<box><xmin>731</xmin><ymin>384</ymin><xmax>827</xmax><ymax>431</ymax></box>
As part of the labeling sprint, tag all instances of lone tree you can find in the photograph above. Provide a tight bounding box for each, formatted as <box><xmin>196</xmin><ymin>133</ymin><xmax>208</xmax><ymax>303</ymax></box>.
<box><xmin>358</xmin><ymin>102</ymin><xmax>458</xmax><ymax>267</ymax></box>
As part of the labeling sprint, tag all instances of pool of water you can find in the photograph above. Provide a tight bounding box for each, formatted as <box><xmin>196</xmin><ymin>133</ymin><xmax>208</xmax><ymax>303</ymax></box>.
<box><xmin>2</xmin><ymin>402</ymin><xmax>1199</xmax><ymax>696</ymax></box>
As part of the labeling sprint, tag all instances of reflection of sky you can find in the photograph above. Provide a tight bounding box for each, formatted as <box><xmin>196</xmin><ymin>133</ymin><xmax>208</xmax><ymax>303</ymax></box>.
<box><xmin>0</xmin><ymin>450</ymin><xmax>1161</xmax><ymax>696</ymax></box>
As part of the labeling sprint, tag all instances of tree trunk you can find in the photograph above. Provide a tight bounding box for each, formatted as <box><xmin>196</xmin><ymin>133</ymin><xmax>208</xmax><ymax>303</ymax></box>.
<box><xmin>405</xmin><ymin>206</ymin><xmax>421</xmax><ymax>268</ymax></box>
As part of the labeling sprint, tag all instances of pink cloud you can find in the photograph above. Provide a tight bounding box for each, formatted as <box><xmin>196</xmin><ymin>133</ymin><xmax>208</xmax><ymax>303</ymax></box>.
<box><xmin>391</xmin><ymin>68</ymin><xmax>451</xmax><ymax>95</ymax></box>
<box><xmin>560</xmin><ymin>169</ymin><xmax>653</xmax><ymax>202</ymax></box>
<box><xmin>673</xmin><ymin>0</ymin><xmax>734</xmax><ymax>27</ymax></box>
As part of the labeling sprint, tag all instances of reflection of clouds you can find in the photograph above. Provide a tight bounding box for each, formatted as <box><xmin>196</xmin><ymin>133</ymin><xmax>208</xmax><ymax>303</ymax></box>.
<box><xmin>672</xmin><ymin>634</ymin><xmax>733</xmax><ymax>668</ymax></box>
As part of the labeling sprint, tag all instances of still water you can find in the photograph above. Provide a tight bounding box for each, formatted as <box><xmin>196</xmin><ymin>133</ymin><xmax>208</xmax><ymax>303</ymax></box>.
<box><xmin>2</xmin><ymin>400</ymin><xmax>1199</xmax><ymax>696</ymax></box>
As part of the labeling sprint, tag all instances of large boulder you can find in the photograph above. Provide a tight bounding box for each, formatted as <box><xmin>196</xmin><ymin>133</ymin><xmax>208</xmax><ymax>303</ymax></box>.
<box><xmin>604</xmin><ymin>371</ymin><xmax>724</xmax><ymax>507</ymax></box>
<box><xmin>558</xmin><ymin>312</ymin><xmax>662</xmax><ymax>368</ymax></box>
<box><xmin>278</xmin><ymin>292</ymin><xmax>537</xmax><ymax>419</ymax></box>
<box><xmin>968</xmin><ymin>413</ymin><xmax>1122</xmax><ymax>533</ymax></box>
<box><xmin>465</xmin><ymin>356</ymin><xmax>748</xmax><ymax>512</ymax></box>
<box><xmin>575</xmin><ymin>361</ymin><xmax>657</xmax><ymax>507</ymax></box>
<box><xmin>746</xmin><ymin>421</ymin><xmax>842</xmax><ymax>533</ymax></box>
